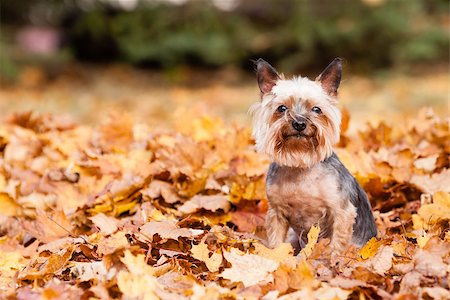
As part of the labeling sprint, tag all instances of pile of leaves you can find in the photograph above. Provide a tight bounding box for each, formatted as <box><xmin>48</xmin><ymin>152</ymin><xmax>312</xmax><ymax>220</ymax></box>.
<box><xmin>0</xmin><ymin>108</ymin><xmax>448</xmax><ymax>299</ymax></box>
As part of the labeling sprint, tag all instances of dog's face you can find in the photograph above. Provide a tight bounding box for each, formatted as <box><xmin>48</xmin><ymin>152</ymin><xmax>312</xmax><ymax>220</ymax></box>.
<box><xmin>250</xmin><ymin>58</ymin><xmax>342</xmax><ymax>168</ymax></box>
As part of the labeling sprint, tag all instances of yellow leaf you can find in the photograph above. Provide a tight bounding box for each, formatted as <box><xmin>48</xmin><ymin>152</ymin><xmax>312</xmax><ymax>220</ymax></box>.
<box><xmin>117</xmin><ymin>271</ymin><xmax>159</xmax><ymax>300</ymax></box>
<box><xmin>89</xmin><ymin>213</ymin><xmax>119</xmax><ymax>235</ymax></box>
<box><xmin>191</xmin><ymin>240</ymin><xmax>223</xmax><ymax>272</ymax></box>
<box><xmin>391</xmin><ymin>240</ymin><xmax>407</xmax><ymax>256</ymax></box>
<box><xmin>358</xmin><ymin>237</ymin><xmax>382</xmax><ymax>260</ymax></box>
<box><xmin>300</xmin><ymin>224</ymin><xmax>320</xmax><ymax>259</ymax></box>
<box><xmin>417</xmin><ymin>233</ymin><xmax>430</xmax><ymax>249</ymax></box>
<box><xmin>220</xmin><ymin>248</ymin><xmax>278</xmax><ymax>287</ymax></box>
<box><xmin>121</xmin><ymin>250</ymin><xmax>154</xmax><ymax>275</ymax></box>
<box><xmin>433</xmin><ymin>191</ymin><xmax>450</xmax><ymax>208</ymax></box>
<box><xmin>114</xmin><ymin>199</ymin><xmax>139</xmax><ymax>216</ymax></box>
<box><xmin>0</xmin><ymin>251</ymin><xmax>28</xmax><ymax>290</ymax></box>
<box><xmin>253</xmin><ymin>242</ymin><xmax>293</xmax><ymax>263</ymax></box>
<box><xmin>19</xmin><ymin>245</ymin><xmax>75</xmax><ymax>280</ymax></box>
<box><xmin>413</xmin><ymin>191</ymin><xmax>450</xmax><ymax>230</ymax></box>
<box><xmin>0</xmin><ymin>193</ymin><xmax>19</xmax><ymax>217</ymax></box>
<box><xmin>148</xmin><ymin>209</ymin><xmax>169</xmax><ymax>221</ymax></box>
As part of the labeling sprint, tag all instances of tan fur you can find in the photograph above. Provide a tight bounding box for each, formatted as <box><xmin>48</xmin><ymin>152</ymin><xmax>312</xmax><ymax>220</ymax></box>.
<box><xmin>250</xmin><ymin>64</ymin><xmax>357</xmax><ymax>252</ymax></box>
<box><xmin>252</xmin><ymin>58</ymin><xmax>376</xmax><ymax>253</ymax></box>
<box><xmin>265</xmin><ymin>164</ymin><xmax>356</xmax><ymax>251</ymax></box>
<box><xmin>250</xmin><ymin>78</ymin><xmax>341</xmax><ymax>168</ymax></box>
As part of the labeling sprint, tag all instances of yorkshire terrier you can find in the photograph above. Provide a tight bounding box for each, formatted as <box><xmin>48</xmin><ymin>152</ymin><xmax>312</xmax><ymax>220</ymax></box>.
<box><xmin>250</xmin><ymin>58</ymin><xmax>377</xmax><ymax>252</ymax></box>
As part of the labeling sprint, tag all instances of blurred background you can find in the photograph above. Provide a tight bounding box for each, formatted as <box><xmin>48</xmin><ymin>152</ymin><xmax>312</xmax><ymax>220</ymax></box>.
<box><xmin>0</xmin><ymin>0</ymin><xmax>448</xmax><ymax>130</ymax></box>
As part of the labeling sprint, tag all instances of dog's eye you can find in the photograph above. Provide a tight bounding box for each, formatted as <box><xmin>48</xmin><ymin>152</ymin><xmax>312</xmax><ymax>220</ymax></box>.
<box><xmin>312</xmin><ymin>106</ymin><xmax>322</xmax><ymax>114</ymax></box>
<box><xmin>277</xmin><ymin>105</ymin><xmax>287</xmax><ymax>113</ymax></box>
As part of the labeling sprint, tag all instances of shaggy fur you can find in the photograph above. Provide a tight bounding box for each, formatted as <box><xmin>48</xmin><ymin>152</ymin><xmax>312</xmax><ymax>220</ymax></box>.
<box><xmin>250</xmin><ymin>58</ymin><xmax>377</xmax><ymax>252</ymax></box>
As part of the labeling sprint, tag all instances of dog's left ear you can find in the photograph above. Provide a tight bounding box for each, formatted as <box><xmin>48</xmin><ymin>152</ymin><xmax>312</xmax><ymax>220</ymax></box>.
<box><xmin>316</xmin><ymin>58</ymin><xmax>342</xmax><ymax>96</ymax></box>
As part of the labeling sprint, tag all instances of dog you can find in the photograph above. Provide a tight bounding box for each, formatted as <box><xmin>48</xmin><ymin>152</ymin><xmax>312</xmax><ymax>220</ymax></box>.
<box><xmin>250</xmin><ymin>58</ymin><xmax>377</xmax><ymax>252</ymax></box>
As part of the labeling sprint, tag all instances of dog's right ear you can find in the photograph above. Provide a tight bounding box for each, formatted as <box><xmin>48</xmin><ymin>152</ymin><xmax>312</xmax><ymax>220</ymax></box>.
<box><xmin>253</xmin><ymin>59</ymin><xmax>280</xmax><ymax>94</ymax></box>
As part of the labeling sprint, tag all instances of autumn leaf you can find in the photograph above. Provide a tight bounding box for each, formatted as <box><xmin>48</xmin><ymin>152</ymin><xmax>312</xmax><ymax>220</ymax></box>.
<box><xmin>190</xmin><ymin>239</ymin><xmax>223</xmax><ymax>272</ymax></box>
<box><xmin>178</xmin><ymin>194</ymin><xmax>230</xmax><ymax>214</ymax></box>
<box><xmin>220</xmin><ymin>248</ymin><xmax>279</xmax><ymax>287</ymax></box>
<box><xmin>0</xmin><ymin>104</ymin><xmax>448</xmax><ymax>299</ymax></box>
<box><xmin>358</xmin><ymin>237</ymin><xmax>383</xmax><ymax>260</ymax></box>
<box><xmin>0</xmin><ymin>251</ymin><xmax>28</xmax><ymax>290</ymax></box>
<box><xmin>19</xmin><ymin>245</ymin><xmax>76</xmax><ymax>280</ymax></box>
<box><xmin>359</xmin><ymin>246</ymin><xmax>394</xmax><ymax>275</ymax></box>
<box><xmin>89</xmin><ymin>213</ymin><xmax>119</xmax><ymax>236</ymax></box>
<box><xmin>253</xmin><ymin>242</ymin><xmax>293</xmax><ymax>263</ymax></box>
<box><xmin>413</xmin><ymin>191</ymin><xmax>450</xmax><ymax>230</ymax></box>
<box><xmin>299</xmin><ymin>224</ymin><xmax>320</xmax><ymax>259</ymax></box>
<box><xmin>140</xmin><ymin>220</ymin><xmax>203</xmax><ymax>241</ymax></box>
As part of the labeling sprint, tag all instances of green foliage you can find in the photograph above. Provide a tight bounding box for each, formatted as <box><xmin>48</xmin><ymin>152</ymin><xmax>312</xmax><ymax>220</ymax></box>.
<box><xmin>5</xmin><ymin>0</ymin><xmax>449</xmax><ymax>71</ymax></box>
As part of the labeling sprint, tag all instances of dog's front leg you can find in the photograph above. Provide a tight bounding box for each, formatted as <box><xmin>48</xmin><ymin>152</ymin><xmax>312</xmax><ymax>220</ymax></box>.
<box><xmin>266</xmin><ymin>207</ymin><xmax>289</xmax><ymax>248</ymax></box>
<box><xmin>330</xmin><ymin>204</ymin><xmax>357</xmax><ymax>252</ymax></box>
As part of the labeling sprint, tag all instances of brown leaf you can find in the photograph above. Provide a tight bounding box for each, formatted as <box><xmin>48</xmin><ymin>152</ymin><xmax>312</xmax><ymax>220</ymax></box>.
<box><xmin>178</xmin><ymin>195</ymin><xmax>230</xmax><ymax>214</ymax></box>
<box><xmin>190</xmin><ymin>240</ymin><xmax>223</xmax><ymax>272</ymax></box>
<box><xmin>90</xmin><ymin>213</ymin><xmax>119</xmax><ymax>236</ymax></box>
<box><xmin>140</xmin><ymin>220</ymin><xmax>203</xmax><ymax>241</ymax></box>
<box><xmin>142</xmin><ymin>180</ymin><xmax>181</xmax><ymax>204</ymax></box>
<box><xmin>414</xmin><ymin>250</ymin><xmax>447</xmax><ymax>278</ymax></box>
<box><xmin>220</xmin><ymin>248</ymin><xmax>278</xmax><ymax>287</ymax></box>
<box><xmin>19</xmin><ymin>245</ymin><xmax>75</xmax><ymax>280</ymax></box>
<box><xmin>410</xmin><ymin>169</ymin><xmax>450</xmax><ymax>194</ymax></box>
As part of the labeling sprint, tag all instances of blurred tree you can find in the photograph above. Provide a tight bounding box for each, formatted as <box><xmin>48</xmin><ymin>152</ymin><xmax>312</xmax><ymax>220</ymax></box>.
<box><xmin>1</xmin><ymin>0</ymin><xmax>448</xmax><ymax>73</ymax></box>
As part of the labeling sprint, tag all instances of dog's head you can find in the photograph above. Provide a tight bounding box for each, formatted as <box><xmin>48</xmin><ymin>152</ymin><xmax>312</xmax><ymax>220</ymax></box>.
<box><xmin>250</xmin><ymin>58</ymin><xmax>342</xmax><ymax>168</ymax></box>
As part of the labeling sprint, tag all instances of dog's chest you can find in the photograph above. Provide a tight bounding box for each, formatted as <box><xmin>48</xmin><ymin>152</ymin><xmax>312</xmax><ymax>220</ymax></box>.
<box><xmin>266</xmin><ymin>163</ymin><xmax>343</xmax><ymax>235</ymax></box>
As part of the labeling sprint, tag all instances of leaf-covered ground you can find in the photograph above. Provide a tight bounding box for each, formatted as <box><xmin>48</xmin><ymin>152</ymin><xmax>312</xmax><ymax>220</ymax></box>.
<box><xmin>0</xmin><ymin>104</ymin><xmax>448</xmax><ymax>299</ymax></box>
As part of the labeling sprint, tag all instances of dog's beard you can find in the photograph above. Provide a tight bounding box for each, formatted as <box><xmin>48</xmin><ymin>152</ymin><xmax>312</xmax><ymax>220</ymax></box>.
<box><xmin>263</xmin><ymin>120</ymin><xmax>336</xmax><ymax>168</ymax></box>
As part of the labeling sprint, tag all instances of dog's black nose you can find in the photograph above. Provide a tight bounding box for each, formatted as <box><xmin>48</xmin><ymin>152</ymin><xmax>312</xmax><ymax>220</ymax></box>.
<box><xmin>292</xmin><ymin>120</ymin><xmax>306</xmax><ymax>132</ymax></box>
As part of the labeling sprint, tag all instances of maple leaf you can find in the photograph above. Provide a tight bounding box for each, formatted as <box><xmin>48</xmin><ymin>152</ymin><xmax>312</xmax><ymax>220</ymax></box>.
<box><xmin>70</xmin><ymin>261</ymin><xmax>114</xmax><ymax>282</ymax></box>
<box><xmin>117</xmin><ymin>250</ymin><xmax>160</xmax><ymax>299</ymax></box>
<box><xmin>220</xmin><ymin>248</ymin><xmax>279</xmax><ymax>287</ymax></box>
<box><xmin>358</xmin><ymin>237</ymin><xmax>383</xmax><ymax>260</ymax></box>
<box><xmin>178</xmin><ymin>194</ymin><xmax>230</xmax><ymax>214</ymax></box>
<box><xmin>89</xmin><ymin>212</ymin><xmax>120</xmax><ymax>236</ymax></box>
<box><xmin>19</xmin><ymin>245</ymin><xmax>76</xmax><ymax>280</ymax></box>
<box><xmin>190</xmin><ymin>240</ymin><xmax>223</xmax><ymax>272</ymax></box>
<box><xmin>0</xmin><ymin>104</ymin><xmax>448</xmax><ymax>298</ymax></box>
<box><xmin>299</xmin><ymin>224</ymin><xmax>320</xmax><ymax>259</ymax></box>
<box><xmin>411</xmin><ymin>169</ymin><xmax>450</xmax><ymax>194</ymax></box>
<box><xmin>414</xmin><ymin>250</ymin><xmax>447</xmax><ymax>278</ymax></box>
<box><xmin>141</xmin><ymin>180</ymin><xmax>181</xmax><ymax>204</ymax></box>
<box><xmin>358</xmin><ymin>245</ymin><xmax>394</xmax><ymax>275</ymax></box>
<box><xmin>413</xmin><ymin>191</ymin><xmax>450</xmax><ymax>230</ymax></box>
<box><xmin>140</xmin><ymin>220</ymin><xmax>203</xmax><ymax>241</ymax></box>
<box><xmin>252</xmin><ymin>242</ymin><xmax>293</xmax><ymax>263</ymax></box>
<box><xmin>0</xmin><ymin>251</ymin><xmax>29</xmax><ymax>290</ymax></box>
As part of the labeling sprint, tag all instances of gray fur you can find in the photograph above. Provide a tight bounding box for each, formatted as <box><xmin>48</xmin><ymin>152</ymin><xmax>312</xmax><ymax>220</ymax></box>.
<box><xmin>266</xmin><ymin>152</ymin><xmax>377</xmax><ymax>247</ymax></box>
<box><xmin>324</xmin><ymin>153</ymin><xmax>377</xmax><ymax>246</ymax></box>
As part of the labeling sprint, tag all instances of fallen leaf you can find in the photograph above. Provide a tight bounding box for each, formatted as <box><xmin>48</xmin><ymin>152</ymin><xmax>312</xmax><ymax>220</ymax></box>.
<box><xmin>19</xmin><ymin>245</ymin><xmax>75</xmax><ymax>280</ymax></box>
<box><xmin>414</xmin><ymin>250</ymin><xmax>447</xmax><ymax>277</ymax></box>
<box><xmin>413</xmin><ymin>191</ymin><xmax>450</xmax><ymax>230</ymax></box>
<box><xmin>191</xmin><ymin>240</ymin><xmax>223</xmax><ymax>272</ymax></box>
<box><xmin>220</xmin><ymin>248</ymin><xmax>278</xmax><ymax>287</ymax></box>
<box><xmin>359</xmin><ymin>246</ymin><xmax>394</xmax><ymax>275</ymax></box>
<box><xmin>299</xmin><ymin>224</ymin><xmax>320</xmax><ymax>259</ymax></box>
<box><xmin>0</xmin><ymin>251</ymin><xmax>29</xmax><ymax>290</ymax></box>
<box><xmin>358</xmin><ymin>237</ymin><xmax>383</xmax><ymax>260</ymax></box>
<box><xmin>253</xmin><ymin>243</ymin><xmax>293</xmax><ymax>263</ymax></box>
<box><xmin>142</xmin><ymin>180</ymin><xmax>181</xmax><ymax>204</ymax></box>
<box><xmin>140</xmin><ymin>220</ymin><xmax>203</xmax><ymax>241</ymax></box>
<box><xmin>70</xmin><ymin>261</ymin><xmax>114</xmax><ymax>282</ymax></box>
<box><xmin>90</xmin><ymin>213</ymin><xmax>119</xmax><ymax>236</ymax></box>
<box><xmin>178</xmin><ymin>194</ymin><xmax>230</xmax><ymax>214</ymax></box>
<box><xmin>410</xmin><ymin>169</ymin><xmax>450</xmax><ymax>194</ymax></box>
